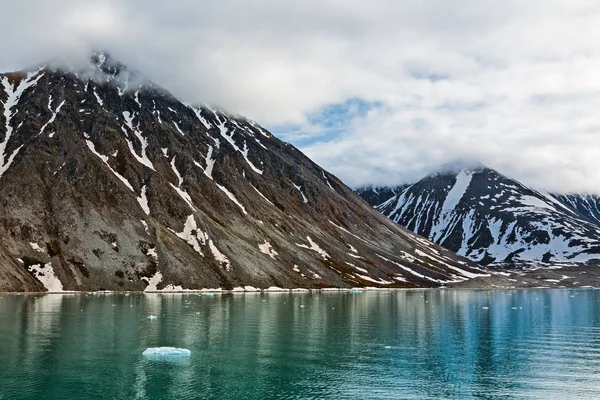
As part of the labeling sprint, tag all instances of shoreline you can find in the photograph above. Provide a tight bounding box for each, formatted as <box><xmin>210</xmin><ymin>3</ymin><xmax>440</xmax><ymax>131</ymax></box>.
<box><xmin>1</xmin><ymin>286</ymin><xmax>598</xmax><ymax>295</ymax></box>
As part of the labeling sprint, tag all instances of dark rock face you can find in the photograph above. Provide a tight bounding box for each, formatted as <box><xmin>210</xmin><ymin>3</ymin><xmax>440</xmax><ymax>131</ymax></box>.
<box><xmin>354</xmin><ymin>185</ymin><xmax>407</xmax><ymax>209</ymax></box>
<box><xmin>552</xmin><ymin>194</ymin><xmax>600</xmax><ymax>225</ymax></box>
<box><xmin>0</xmin><ymin>53</ymin><xmax>487</xmax><ymax>292</ymax></box>
<box><xmin>358</xmin><ymin>166</ymin><xmax>600</xmax><ymax>267</ymax></box>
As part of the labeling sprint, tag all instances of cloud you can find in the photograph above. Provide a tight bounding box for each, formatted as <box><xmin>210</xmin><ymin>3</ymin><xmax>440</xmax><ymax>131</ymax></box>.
<box><xmin>2</xmin><ymin>0</ymin><xmax>600</xmax><ymax>193</ymax></box>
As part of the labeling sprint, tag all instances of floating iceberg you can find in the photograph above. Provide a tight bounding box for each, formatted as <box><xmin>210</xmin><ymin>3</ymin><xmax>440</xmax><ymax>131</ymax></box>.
<box><xmin>142</xmin><ymin>347</ymin><xmax>191</xmax><ymax>358</ymax></box>
<box><xmin>349</xmin><ymin>288</ymin><xmax>363</xmax><ymax>294</ymax></box>
<box><xmin>147</xmin><ymin>315</ymin><xmax>157</xmax><ymax>320</ymax></box>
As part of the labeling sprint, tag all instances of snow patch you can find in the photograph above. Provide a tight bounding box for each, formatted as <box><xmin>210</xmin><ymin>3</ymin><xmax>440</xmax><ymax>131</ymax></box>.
<box><xmin>355</xmin><ymin>274</ymin><xmax>394</xmax><ymax>285</ymax></box>
<box><xmin>143</xmin><ymin>271</ymin><xmax>163</xmax><ymax>292</ymax></box>
<box><xmin>28</xmin><ymin>263</ymin><xmax>63</xmax><ymax>292</ymax></box>
<box><xmin>30</xmin><ymin>242</ymin><xmax>45</xmax><ymax>253</ymax></box>
<box><xmin>376</xmin><ymin>253</ymin><xmax>448</xmax><ymax>283</ymax></box>
<box><xmin>203</xmin><ymin>145</ymin><xmax>216</xmax><ymax>179</ymax></box>
<box><xmin>171</xmin><ymin>214</ymin><xmax>206</xmax><ymax>256</ymax></box>
<box><xmin>137</xmin><ymin>185</ymin><xmax>150</xmax><ymax>215</ymax></box>
<box><xmin>258</xmin><ymin>240</ymin><xmax>278</xmax><ymax>259</ymax></box>
<box><xmin>208</xmin><ymin>239</ymin><xmax>231</xmax><ymax>271</ymax></box>
<box><xmin>296</xmin><ymin>236</ymin><xmax>329</xmax><ymax>259</ymax></box>
<box><xmin>293</xmin><ymin>183</ymin><xmax>308</xmax><ymax>203</ymax></box>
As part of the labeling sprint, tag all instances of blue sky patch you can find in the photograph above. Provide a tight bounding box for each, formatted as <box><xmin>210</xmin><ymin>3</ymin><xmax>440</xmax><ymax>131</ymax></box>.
<box><xmin>267</xmin><ymin>97</ymin><xmax>383</xmax><ymax>146</ymax></box>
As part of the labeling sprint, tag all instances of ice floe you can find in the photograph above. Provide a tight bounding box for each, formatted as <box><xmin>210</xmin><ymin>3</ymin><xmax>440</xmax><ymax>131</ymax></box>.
<box><xmin>142</xmin><ymin>347</ymin><xmax>191</xmax><ymax>358</ymax></box>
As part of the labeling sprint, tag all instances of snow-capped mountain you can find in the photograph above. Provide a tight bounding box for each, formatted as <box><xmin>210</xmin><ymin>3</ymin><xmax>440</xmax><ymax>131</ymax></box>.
<box><xmin>0</xmin><ymin>53</ymin><xmax>488</xmax><ymax>292</ymax></box>
<box><xmin>358</xmin><ymin>165</ymin><xmax>600</xmax><ymax>266</ymax></box>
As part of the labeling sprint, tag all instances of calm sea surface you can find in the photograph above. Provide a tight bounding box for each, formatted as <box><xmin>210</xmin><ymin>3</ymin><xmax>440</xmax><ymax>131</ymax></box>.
<box><xmin>1</xmin><ymin>289</ymin><xmax>600</xmax><ymax>399</ymax></box>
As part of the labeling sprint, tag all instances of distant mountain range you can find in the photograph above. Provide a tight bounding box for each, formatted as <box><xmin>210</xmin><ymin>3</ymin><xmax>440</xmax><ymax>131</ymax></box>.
<box><xmin>357</xmin><ymin>165</ymin><xmax>600</xmax><ymax>267</ymax></box>
<box><xmin>0</xmin><ymin>52</ymin><xmax>488</xmax><ymax>292</ymax></box>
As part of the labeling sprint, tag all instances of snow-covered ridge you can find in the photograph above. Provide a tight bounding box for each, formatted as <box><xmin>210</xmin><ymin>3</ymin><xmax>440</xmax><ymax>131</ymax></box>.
<box><xmin>362</xmin><ymin>166</ymin><xmax>600</xmax><ymax>266</ymax></box>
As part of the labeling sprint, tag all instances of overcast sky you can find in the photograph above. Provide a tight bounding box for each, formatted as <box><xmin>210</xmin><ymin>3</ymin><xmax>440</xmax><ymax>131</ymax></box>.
<box><xmin>3</xmin><ymin>0</ymin><xmax>600</xmax><ymax>192</ymax></box>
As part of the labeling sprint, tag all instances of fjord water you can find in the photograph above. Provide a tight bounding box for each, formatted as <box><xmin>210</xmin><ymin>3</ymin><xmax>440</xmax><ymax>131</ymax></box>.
<box><xmin>1</xmin><ymin>290</ymin><xmax>600</xmax><ymax>399</ymax></box>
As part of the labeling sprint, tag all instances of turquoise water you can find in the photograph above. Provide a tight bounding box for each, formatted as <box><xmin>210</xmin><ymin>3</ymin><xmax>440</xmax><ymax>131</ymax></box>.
<box><xmin>1</xmin><ymin>289</ymin><xmax>600</xmax><ymax>399</ymax></box>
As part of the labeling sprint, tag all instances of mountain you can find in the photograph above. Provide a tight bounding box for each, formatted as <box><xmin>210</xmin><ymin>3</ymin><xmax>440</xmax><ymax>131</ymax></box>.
<box><xmin>358</xmin><ymin>165</ymin><xmax>600</xmax><ymax>267</ymax></box>
<box><xmin>0</xmin><ymin>52</ymin><xmax>489</xmax><ymax>292</ymax></box>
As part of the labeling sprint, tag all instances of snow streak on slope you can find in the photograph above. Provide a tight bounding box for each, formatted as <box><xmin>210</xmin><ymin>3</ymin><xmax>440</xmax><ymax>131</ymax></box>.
<box><xmin>137</xmin><ymin>185</ymin><xmax>150</xmax><ymax>215</ymax></box>
<box><xmin>169</xmin><ymin>156</ymin><xmax>196</xmax><ymax>210</ymax></box>
<box><xmin>250</xmin><ymin>183</ymin><xmax>274</xmax><ymax>205</ymax></box>
<box><xmin>123</xmin><ymin>111</ymin><xmax>155</xmax><ymax>170</ymax></box>
<box><xmin>187</xmin><ymin>105</ymin><xmax>212</xmax><ymax>129</ymax></box>
<box><xmin>0</xmin><ymin>69</ymin><xmax>44</xmax><ymax>179</ymax></box>
<box><xmin>208</xmin><ymin>239</ymin><xmax>231</xmax><ymax>271</ymax></box>
<box><xmin>553</xmin><ymin>193</ymin><xmax>600</xmax><ymax>225</ymax></box>
<box><xmin>215</xmin><ymin>183</ymin><xmax>248</xmax><ymax>215</ymax></box>
<box><xmin>172</xmin><ymin>215</ymin><xmax>206</xmax><ymax>256</ymax></box>
<box><xmin>293</xmin><ymin>183</ymin><xmax>309</xmax><ymax>203</ymax></box>
<box><xmin>296</xmin><ymin>236</ymin><xmax>329</xmax><ymax>259</ymax></box>
<box><xmin>216</xmin><ymin>119</ymin><xmax>263</xmax><ymax>174</ymax></box>
<box><xmin>203</xmin><ymin>145</ymin><xmax>216</xmax><ymax>179</ymax></box>
<box><xmin>85</xmin><ymin>137</ymin><xmax>134</xmax><ymax>191</ymax></box>
<box><xmin>430</xmin><ymin>170</ymin><xmax>473</xmax><ymax>242</ymax></box>
<box><xmin>40</xmin><ymin>100</ymin><xmax>65</xmax><ymax>136</ymax></box>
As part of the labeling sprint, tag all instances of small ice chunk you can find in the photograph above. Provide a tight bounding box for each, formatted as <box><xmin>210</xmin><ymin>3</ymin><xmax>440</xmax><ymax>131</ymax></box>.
<box><xmin>142</xmin><ymin>347</ymin><xmax>190</xmax><ymax>357</ymax></box>
<box><xmin>349</xmin><ymin>288</ymin><xmax>362</xmax><ymax>294</ymax></box>
<box><xmin>147</xmin><ymin>315</ymin><xmax>157</xmax><ymax>320</ymax></box>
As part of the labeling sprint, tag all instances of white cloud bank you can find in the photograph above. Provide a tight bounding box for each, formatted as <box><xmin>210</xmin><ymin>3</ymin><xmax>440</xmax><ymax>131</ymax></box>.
<box><xmin>2</xmin><ymin>0</ymin><xmax>600</xmax><ymax>193</ymax></box>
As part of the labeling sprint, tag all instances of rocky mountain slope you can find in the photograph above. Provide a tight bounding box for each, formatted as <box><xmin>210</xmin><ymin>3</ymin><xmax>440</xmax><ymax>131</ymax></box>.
<box><xmin>0</xmin><ymin>53</ymin><xmax>488</xmax><ymax>292</ymax></box>
<box><xmin>355</xmin><ymin>185</ymin><xmax>407</xmax><ymax>209</ymax></box>
<box><xmin>358</xmin><ymin>165</ymin><xmax>600</xmax><ymax>267</ymax></box>
<box><xmin>552</xmin><ymin>194</ymin><xmax>600</xmax><ymax>226</ymax></box>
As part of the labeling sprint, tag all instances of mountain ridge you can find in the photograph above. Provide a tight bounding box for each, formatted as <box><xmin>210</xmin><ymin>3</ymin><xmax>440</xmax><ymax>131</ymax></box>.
<box><xmin>0</xmin><ymin>53</ymin><xmax>488</xmax><ymax>292</ymax></box>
